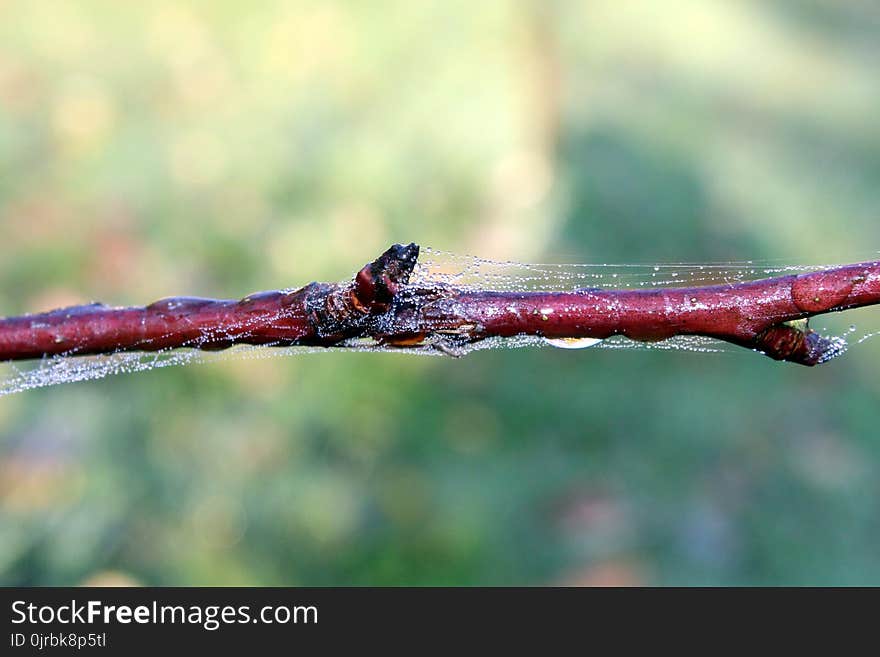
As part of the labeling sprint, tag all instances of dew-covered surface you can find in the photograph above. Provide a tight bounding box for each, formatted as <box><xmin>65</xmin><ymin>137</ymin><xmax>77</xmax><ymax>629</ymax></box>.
<box><xmin>413</xmin><ymin>246</ymin><xmax>838</xmax><ymax>291</ymax></box>
<box><xmin>1</xmin><ymin>250</ymin><xmax>876</xmax><ymax>396</ymax></box>
<box><xmin>0</xmin><ymin>346</ymin><xmax>320</xmax><ymax>397</ymax></box>
<box><xmin>416</xmin><ymin>248</ymin><xmax>878</xmax><ymax>358</ymax></box>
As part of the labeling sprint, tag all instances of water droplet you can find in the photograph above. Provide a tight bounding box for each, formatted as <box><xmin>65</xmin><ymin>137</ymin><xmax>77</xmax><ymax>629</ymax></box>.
<box><xmin>543</xmin><ymin>337</ymin><xmax>604</xmax><ymax>350</ymax></box>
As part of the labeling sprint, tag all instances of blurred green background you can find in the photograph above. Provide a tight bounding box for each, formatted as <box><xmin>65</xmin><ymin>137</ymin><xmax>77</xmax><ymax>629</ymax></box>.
<box><xmin>2</xmin><ymin>0</ymin><xmax>880</xmax><ymax>586</ymax></box>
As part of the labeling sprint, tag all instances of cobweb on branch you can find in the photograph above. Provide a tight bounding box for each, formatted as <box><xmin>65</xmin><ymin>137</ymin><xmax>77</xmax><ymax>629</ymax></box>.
<box><xmin>0</xmin><ymin>247</ymin><xmax>876</xmax><ymax>396</ymax></box>
<box><xmin>412</xmin><ymin>246</ymin><xmax>834</xmax><ymax>292</ymax></box>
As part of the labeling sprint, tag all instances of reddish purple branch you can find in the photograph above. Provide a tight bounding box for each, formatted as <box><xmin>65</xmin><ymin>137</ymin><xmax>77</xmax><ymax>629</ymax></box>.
<box><xmin>1</xmin><ymin>243</ymin><xmax>879</xmax><ymax>366</ymax></box>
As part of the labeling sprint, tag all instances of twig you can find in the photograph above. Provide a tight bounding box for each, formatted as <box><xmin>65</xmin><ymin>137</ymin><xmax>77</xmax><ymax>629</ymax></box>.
<box><xmin>1</xmin><ymin>243</ymin><xmax>878</xmax><ymax>366</ymax></box>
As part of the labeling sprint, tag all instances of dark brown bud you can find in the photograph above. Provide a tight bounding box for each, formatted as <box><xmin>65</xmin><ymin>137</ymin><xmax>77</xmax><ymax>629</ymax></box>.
<box><xmin>351</xmin><ymin>243</ymin><xmax>419</xmax><ymax>313</ymax></box>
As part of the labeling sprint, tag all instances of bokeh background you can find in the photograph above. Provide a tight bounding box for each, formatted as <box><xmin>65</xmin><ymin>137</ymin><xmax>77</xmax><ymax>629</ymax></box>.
<box><xmin>2</xmin><ymin>0</ymin><xmax>880</xmax><ymax>585</ymax></box>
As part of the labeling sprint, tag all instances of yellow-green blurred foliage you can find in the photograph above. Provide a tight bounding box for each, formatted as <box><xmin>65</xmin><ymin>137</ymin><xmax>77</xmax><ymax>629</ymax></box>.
<box><xmin>1</xmin><ymin>0</ymin><xmax>879</xmax><ymax>584</ymax></box>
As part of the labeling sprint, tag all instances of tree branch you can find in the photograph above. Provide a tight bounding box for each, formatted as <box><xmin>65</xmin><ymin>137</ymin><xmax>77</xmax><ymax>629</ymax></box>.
<box><xmin>1</xmin><ymin>243</ymin><xmax>878</xmax><ymax>366</ymax></box>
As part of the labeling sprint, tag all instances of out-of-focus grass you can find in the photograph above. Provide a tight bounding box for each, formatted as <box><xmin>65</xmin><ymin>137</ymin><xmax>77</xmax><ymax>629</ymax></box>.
<box><xmin>1</xmin><ymin>0</ymin><xmax>879</xmax><ymax>585</ymax></box>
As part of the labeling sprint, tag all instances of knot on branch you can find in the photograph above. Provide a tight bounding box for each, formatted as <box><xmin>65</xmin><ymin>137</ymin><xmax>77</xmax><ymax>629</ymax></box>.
<box><xmin>306</xmin><ymin>243</ymin><xmax>421</xmax><ymax>343</ymax></box>
<box><xmin>791</xmin><ymin>270</ymin><xmax>855</xmax><ymax>313</ymax></box>
<box><xmin>754</xmin><ymin>321</ymin><xmax>844</xmax><ymax>366</ymax></box>
<box><xmin>351</xmin><ymin>243</ymin><xmax>419</xmax><ymax>313</ymax></box>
